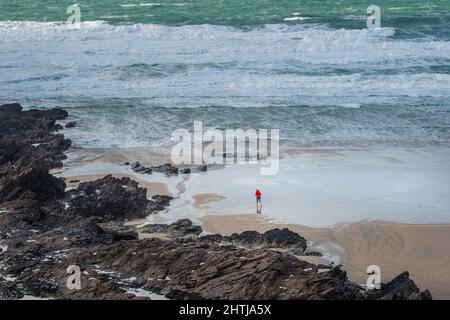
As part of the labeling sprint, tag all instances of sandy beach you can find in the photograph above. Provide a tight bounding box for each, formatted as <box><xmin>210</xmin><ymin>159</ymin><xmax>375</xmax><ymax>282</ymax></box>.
<box><xmin>55</xmin><ymin>146</ymin><xmax>450</xmax><ymax>299</ymax></box>
<box><xmin>201</xmin><ymin>214</ymin><xmax>450</xmax><ymax>299</ymax></box>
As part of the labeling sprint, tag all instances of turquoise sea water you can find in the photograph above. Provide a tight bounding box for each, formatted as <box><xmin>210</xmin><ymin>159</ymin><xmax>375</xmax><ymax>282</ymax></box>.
<box><xmin>1</xmin><ymin>0</ymin><xmax>449</xmax><ymax>32</ymax></box>
<box><xmin>0</xmin><ymin>1</ymin><xmax>449</xmax><ymax>147</ymax></box>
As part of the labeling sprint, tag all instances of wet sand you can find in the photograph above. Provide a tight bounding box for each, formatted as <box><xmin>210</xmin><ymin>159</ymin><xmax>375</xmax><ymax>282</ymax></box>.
<box><xmin>193</xmin><ymin>193</ymin><xmax>226</xmax><ymax>207</ymax></box>
<box><xmin>201</xmin><ymin>214</ymin><xmax>450</xmax><ymax>299</ymax></box>
<box><xmin>58</xmin><ymin>146</ymin><xmax>450</xmax><ymax>299</ymax></box>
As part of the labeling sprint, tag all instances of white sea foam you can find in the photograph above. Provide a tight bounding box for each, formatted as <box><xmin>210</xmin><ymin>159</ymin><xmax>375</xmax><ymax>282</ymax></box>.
<box><xmin>1</xmin><ymin>22</ymin><xmax>448</xmax><ymax>99</ymax></box>
<box><xmin>121</xmin><ymin>3</ymin><xmax>162</xmax><ymax>7</ymax></box>
<box><xmin>284</xmin><ymin>17</ymin><xmax>310</xmax><ymax>21</ymax></box>
<box><xmin>120</xmin><ymin>3</ymin><xmax>188</xmax><ymax>8</ymax></box>
<box><xmin>123</xmin><ymin>287</ymin><xmax>168</xmax><ymax>300</ymax></box>
<box><xmin>1</xmin><ymin>21</ymin><xmax>449</xmax><ymax>148</ymax></box>
<box><xmin>0</xmin><ymin>244</ymin><xmax>7</xmax><ymax>254</ymax></box>
<box><xmin>18</xmin><ymin>295</ymin><xmax>51</xmax><ymax>300</ymax></box>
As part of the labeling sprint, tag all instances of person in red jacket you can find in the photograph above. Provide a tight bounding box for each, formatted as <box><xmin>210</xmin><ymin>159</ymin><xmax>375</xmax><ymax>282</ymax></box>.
<box><xmin>255</xmin><ymin>189</ymin><xmax>262</xmax><ymax>206</ymax></box>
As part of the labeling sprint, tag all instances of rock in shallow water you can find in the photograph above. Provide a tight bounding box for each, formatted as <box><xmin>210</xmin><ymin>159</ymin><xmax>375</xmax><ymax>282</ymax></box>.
<box><xmin>151</xmin><ymin>163</ymin><xmax>179</xmax><ymax>175</ymax></box>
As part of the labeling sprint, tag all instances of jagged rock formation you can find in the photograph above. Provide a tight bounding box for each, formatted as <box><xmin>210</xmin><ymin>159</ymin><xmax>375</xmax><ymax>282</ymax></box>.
<box><xmin>199</xmin><ymin>228</ymin><xmax>308</xmax><ymax>254</ymax></box>
<box><xmin>66</xmin><ymin>175</ymin><xmax>171</xmax><ymax>221</ymax></box>
<box><xmin>140</xmin><ymin>218</ymin><xmax>202</xmax><ymax>238</ymax></box>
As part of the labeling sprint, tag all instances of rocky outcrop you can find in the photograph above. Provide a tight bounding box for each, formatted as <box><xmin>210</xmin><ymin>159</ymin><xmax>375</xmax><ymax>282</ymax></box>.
<box><xmin>140</xmin><ymin>218</ymin><xmax>202</xmax><ymax>238</ymax></box>
<box><xmin>129</xmin><ymin>162</ymin><xmax>205</xmax><ymax>176</ymax></box>
<box><xmin>229</xmin><ymin>228</ymin><xmax>307</xmax><ymax>253</ymax></box>
<box><xmin>10</xmin><ymin>227</ymin><xmax>428</xmax><ymax>300</ymax></box>
<box><xmin>131</xmin><ymin>162</ymin><xmax>153</xmax><ymax>174</ymax></box>
<box><xmin>64</xmin><ymin>175</ymin><xmax>172</xmax><ymax>222</ymax></box>
<box><xmin>366</xmin><ymin>271</ymin><xmax>433</xmax><ymax>300</ymax></box>
<box><xmin>150</xmin><ymin>163</ymin><xmax>179</xmax><ymax>175</ymax></box>
<box><xmin>68</xmin><ymin>238</ymin><xmax>361</xmax><ymax>300</ymax></box>
<box><xmin>0</xmin><ymin>278</ymin><xmax>23</xmax><ymax>300</ymax></box>
<box><xmin>0</xmin><ymin>103</ymin><xmax>70</xmax><ymax>203</ymax></box>
<box><xmin>199</xmin><ymin>228</ymin><xmax>307</xmax><ymax>254</ymax></box>
<box><xmin>0</xmin><ymin>156</ymin><xmax>66</xmax><ymax>202</ymax></box>
<box><xmin>66</xmin><ymin>175</ymin><xmax>150</xmax><ymax>221</ymax></box>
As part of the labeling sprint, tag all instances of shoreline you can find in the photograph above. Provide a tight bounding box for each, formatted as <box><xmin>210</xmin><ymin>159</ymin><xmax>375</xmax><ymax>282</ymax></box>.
<box><xmin>0</xmin><ymin>104</ymin><xmax>437</xmax><ymax>300</ymax></box>
<box><xmin>57</xmin><ymin>146</ymin><xmax>450</xmax><ymax>299</ymax></box>
<box><xmin>201</xmin><ymin>214</ymin><xmax>450</xmax><ymax>299</ymax></box>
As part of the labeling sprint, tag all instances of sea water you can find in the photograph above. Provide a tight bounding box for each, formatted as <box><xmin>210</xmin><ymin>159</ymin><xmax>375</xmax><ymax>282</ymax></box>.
<box><xmin>0</xmin><ymin>0</ymin><xmax>449</xmax><ymax>149</ymax></box>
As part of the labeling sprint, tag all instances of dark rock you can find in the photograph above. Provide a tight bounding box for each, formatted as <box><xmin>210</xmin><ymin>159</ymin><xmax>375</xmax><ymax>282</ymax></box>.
<box><xmin>65</xmin><ymin>121</ymin><xmax>77</xmax><ymax>128</ymax></box>
<box><xmin>143</xmin><ymin>167</ymin><xmax>152</xmax><ymax>174</ymax></box>
<box><xmin>61</xmin><ymin>216</ymin><xmax>112</xmax><ymax>247</ymax></box>
<box><xmin>410</xmin><ymin>289</ymin><xmax>433</xmax><ymax>300</ymax></box>
<box><xmin>0</xmin><ymin>156</ymin><xmax>66</xmax><ymax>202</ymax></box>
<box><xmin>124</xmin><ymin>162</ymin><xmax>130</xmax><ymax>166</ymax></box>
<box><xmin>0</xmin><ymin>279</ymin><xmax>24</xmax><ymax>300</ymax></box>
<box><xmin>148</xmin><ymin>195</ymin><xmax>173</xmax><ymax>212</ymax></box>
<box><xmin>112</xmin><ymin>231</ymin><xmax>139</xmax><ymax>241</ymax></box>
<box><xmin>135</xmin><ymin>166</ymin><xmax>146</xmax><ymax>172</ymax></box>
<box><xmin>133</xmin><ymin>165</ymin><xmax>147</xmax><ymax>172</ymax></box>
<box><xmin>198</xmin><ymin>234</ymin><xmax>224</xmax><ymax>243</ymax></box>
<box><xmin>225</xmin><ymin>228</ymin><xmax>307</xmax><ymax>253</ymax></box>
<box><xmin>140</xmin><ymin>219</ymin><xmax>202</xmax><ymax>238</ymax></box>
<box><xmin>130</xmin><ymin>162</ymin><xmax>140</xmax><ymax>170</ymax></box>
<box><xmin>65</xmin><ymin>175</ymin><xmax>152</xmax><ymax>221</ymax></box>
<box><xmin>168</xmin><ymin>219</ymin><xmax>202</xmax><ymax>237</ymax></box>
<box><xmin>303</xmin><ymin>251</ymin><xmax>323</xmax><ymax>257</ymax></box>
<box><xmin>131</xmin><ymin>162</ymin><xmax>152</xmax><ymax>174</ymax></box>
<box><xmin>0</xmin><ymin>104</ymin><xmax>71</xmax><ymax>170</ymax></box>
<box><xmin>374</xmin><ymin>271</ymin><xmax>432</xmax><ymax>300</ymax></box>
<box><xmin>0</xmin><ymin>103</ymin><xmax>22</xmax><ymax>115</ymax></box>
<box><xmin>197</xmin><ymin>165</ymin><xmax>207</xmax><ymax>172</ymax></box>
<box><xmin>98</xmin><ymin>222</ymin><xmax>138</xmax><ymax>241</ymax></box>
<box><xmin>68</xmin><ymin>238</ymin><xmax>366</xmax><ymax>300</ymax></box>
<box><xmin>180</xmin><ymin>168</ymin><xmax>191</xmax><ymax>174</ymax></box>
<box><xmin>151</xmin><ymin>163</ymin><xmax>179</xmax><ymax>175</ymax></box>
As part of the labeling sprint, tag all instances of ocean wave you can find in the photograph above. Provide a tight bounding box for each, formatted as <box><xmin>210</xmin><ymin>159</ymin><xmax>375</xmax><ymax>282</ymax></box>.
<box><xmin>120</xmin><ymin>2</ymin><xmax>189</xmax><ymax>8</ymax></box>
<box><xmin>1</xmin><ymin>20</ymin><xmax>449</xmax><ymax>148</ymax></box>
<box><xmin>0</xmin><ymin>20</ymin><xmax>394</xmax><ymax>42</ymax></box>
<box><xmin>54</xmin><ymin>102</ymin><xmax>450</xmax><ymax>149</ymax></box>
<box><xmin>1</xmin><ymin>21</ymin><xmax>449</xmax><ymax>105</ymax></box>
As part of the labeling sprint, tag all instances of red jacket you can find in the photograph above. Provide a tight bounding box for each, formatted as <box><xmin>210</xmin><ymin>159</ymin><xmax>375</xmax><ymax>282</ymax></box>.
<box><xmin>255</xmin><ymin>190</ymin><xmax>261</xmax><ymax>197</ymax></box>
